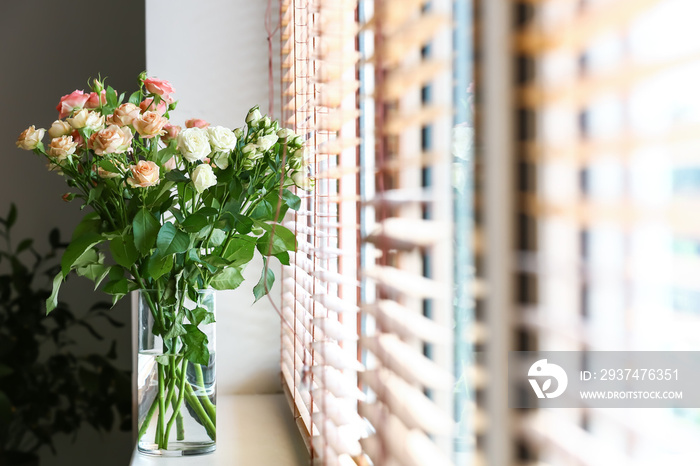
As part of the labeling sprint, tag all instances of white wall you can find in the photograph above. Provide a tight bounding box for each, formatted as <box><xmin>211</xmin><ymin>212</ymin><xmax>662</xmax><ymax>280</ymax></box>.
<box><xmin>146</xmin><ymin>0</ymin><xmax>283</xmax><ymax>395</ymax></box>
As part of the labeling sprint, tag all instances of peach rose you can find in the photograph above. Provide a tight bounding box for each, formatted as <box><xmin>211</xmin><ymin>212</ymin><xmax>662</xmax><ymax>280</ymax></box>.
<box><xmin>144</xmin><ymin>77</ymin><xmax>175</xmax><ymax>104</ymax></box>
<box><xmin>139</xmin><ymin>98</ymin><xmax>167</xmax><ymax>115</ymax></box>
<box><xmin>106</xmin><ymin>103</ymin><xmax>141</xmax><ymax>127</ymax></box>
<box><xmin>84</xmin><ymin>91</ymin><xmax>107</xmax><ymax>109</ymax></box>
<box><xmin>56</xmin><ymin>90</ymin><xmax>89</xmax><ymax>119</ymax></box>
<box><xmin>67</xmin><ymin>109</ymin><xmax>105</xmax><ymax>131</ymax></box>
<box><xmin>185</xmin><ymin>118</ymin><xmax>209</xmax><ymax>129</ymax></box>
<box><xmin>127</xmin><ymin>160</ymin><xmax>160</xmax><ymax>188</ymax></box>
<box><xmin>48</xmin><ymin>120</ymin><xmax>72</xmax><ymax>138</ymax></box>
<box><xmin>47</xmin><ymin>136</ymin><xmax>78</xmax><ymax>162</ymax></box>
<box><xmin>162</xmin><ymin>123</ymin><xmax>181</xmax><ymax>143</ymax></box>
<box><xmin>133</xmin><ymin>112</ymin><xmax>167</xmax><ymax>139</ymax></box>
<box><xmin>16</xmin><ymin>125</ymin><xmax>45</xmax><ymax>150</ymax></box>
<box><xmin>88</xmin><ymin>125</ymin><xmax>133</xmax><ymax>155</ymax></box>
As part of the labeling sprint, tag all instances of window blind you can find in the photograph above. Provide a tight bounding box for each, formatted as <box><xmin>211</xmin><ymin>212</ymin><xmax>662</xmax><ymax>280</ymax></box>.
<box><xmin>278</xmin><ymin>0</ymin><xmax>365</xmax><ymax>464</ymax></box>
<box><xmin>357</xmin><ymin>0</ymin><xmax>459</xmax><ymax>464</ymax></box>
<box><xmin>512</xmin><ymin>0</ymin><xmax>700</xmax><ymax>463</ymax></box>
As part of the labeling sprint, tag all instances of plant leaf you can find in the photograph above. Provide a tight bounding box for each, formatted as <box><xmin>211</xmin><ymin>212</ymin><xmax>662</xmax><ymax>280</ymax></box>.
<box><xmin>109</xmin><ymin>235</ymin><xmax>138</xmax><ymax>269</ymax></box>
<box><xmin>210</xmin><ymin>267</ymin><xmax>244</xmax><ymax>290</ymax></box>
<box><xmin>157</xmin><ymin>222</ymin><xmax>189</xmax><ymax>255</ymax></box>
<box><xmin>133</xmin><ymin>209</ymin><xmax>160</xmax><ymax>254</ymax></box>
<box><xmin>282</xmin><ymin>189</ymin><xmax>301</xmax><ymax>210</ymax></box>
<box><xmin>71</xmin><ymin>212</ymin><xmax>101</xmax><ymax>241</ymax></box>
<box><xmin>187</xmin><ymin>307</ymin><xmax>216</xmax><ymax>327</ymax></box>
<box><xmin>46</xmin><ymin>271</ymin><xmax>63</xmax><ymax>314</ymax></box>
<box><xmin>253</xmin><ymin>260</ymin><xmax>275</xmax><ymax>303</ymax></box>
<box><xmin>255</xmin><ymin>223</ymin><xmax>296</xmax><ymax>256</ymax></box>
<box><xmin>147</xmin><ymin>253</ymin><xmax>174</xmax><ymax>281</ymax></box>
<box><xmin>182</xmin><ymin>324</ymin><xmax>209</xmax><ymax>365</ymax></box>
<box><xmin>61</xmin><ymin>232</ymin><xmax>103</xmax><ymax>277</ymax></box>
<box><xmin>181</xmin><ymin>213</ymin><xmax>209</xmax><ymax>234</ymax></box>
<box><xmin>222</xmin><ymin>237</ymin><xmax>255</xmax><ymax>267</ymax></box>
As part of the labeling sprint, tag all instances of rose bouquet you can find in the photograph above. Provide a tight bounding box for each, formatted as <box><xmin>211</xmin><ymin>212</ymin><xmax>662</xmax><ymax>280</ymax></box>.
<box><xmin>16</xmin><ymin>73</ymin><xmax>309</xmax><ymax>455</ymax></box>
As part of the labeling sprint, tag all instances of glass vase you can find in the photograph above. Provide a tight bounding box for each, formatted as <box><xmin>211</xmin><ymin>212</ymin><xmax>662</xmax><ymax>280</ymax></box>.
<box><xmin>137</xmin><ymin>289</ymin><xmax>216</xmax><ymax>456</ymax></box>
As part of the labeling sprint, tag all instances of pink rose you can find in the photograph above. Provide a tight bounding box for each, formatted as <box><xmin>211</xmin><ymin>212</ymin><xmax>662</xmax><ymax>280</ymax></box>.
<box><xmin>139</xmin><ymin>98</ymin><xmax>167</xmax><ymax>115</ymax></box>
<box><xmin>56</xmin><ymin>90</ymin><xmax>89</xmax><ymax>119</ymax></box>
<box><xmin>161</xmin><ymin>123</ymin><xmax>181</xmax><ymax>143</ymax></box>
<box><xmin>107</xmin><ymin>103</ymin><xmax>141</xmax><ymax>127</ymax></box>
<box><xmin>127</xmin><ymin>160</ymin><xmax>160</xmax><ymax>188</ymax></box>
<box><xmin>185</xmin><ymin>118</ymin><xmax>209</xmax><ymax>129</ymax></box>
<box><xmin>85</xmin><ymin>90</ymin><xmax>107</xmax><ymax>109</ymax></box>
<box><xmin>133</xmin><ymin>112</ymin><xmax>168</xmax><ymax>139</ymax></box>
<box><xmin>144</xmin><ymin>77</ymin><xmax>175</xmax><ymax>103</ymax></box>
<box><xmin>163</xmin><ymin>157</ymin><xmax>177</xmax><ymax>171</ymax></box>
<box><xmin>71</xmin><ymin>130</ymin><xmax>85</xmax><ymax>149</ymax></box>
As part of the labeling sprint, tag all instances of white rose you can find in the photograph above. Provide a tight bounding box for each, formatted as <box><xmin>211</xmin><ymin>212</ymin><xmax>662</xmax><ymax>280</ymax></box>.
<box><xmin>191</xmin><ymin>163</ymin><xmax>217</xmax><ymax>193</ymax></box>
<box><xmin>48</xmin><ymin>120</ymin><xmax>72</xmax><ymax>138</ymax></box>
<box><xmin>277</xmin><ymin>128</ymin><xmax>294</xmax><ymax>139</ymax></box>
<box><xmin>246</xmin><ymin>107</ymin><xmax>262</xmax><ymax>125</ymax></box>
<box><xmin>16</xmin><ymin>125</ymin><xmax>45</xmax><ymax>150</ymax></box>
<box><xmin>256</xmin><ymin>134</ymin><xmax>278</xmax><ymax>152</ymax></box>
<box><xmin>242</xmin><ymin>143</ymin><xmax>262</xmax><ymax>160</ymax></box>
<box><xmin>177</xmin><ymin>127</ymin><xmax>212</xmax><ymax>163</ymax></box>
<box><xmin>212</xmin><ymin>152</ymin><xmax>230</xmax><ymax>170</ymax></box>
<box><xmin>207</xmin><ymin>126</ymin><xmax>237</xmax><ymax>152</ymax></box>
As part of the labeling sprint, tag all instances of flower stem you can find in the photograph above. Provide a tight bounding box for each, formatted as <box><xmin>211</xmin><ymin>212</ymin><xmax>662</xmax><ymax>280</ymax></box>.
<box><xmin>163</xmin><ymin>359</ymin><xmax>188</xmax><ymax>449</ymax></box>
<box><xmin>157</xmin><ymin>363</ymin><xmax>167</xmax><ymax>449</ymax></box>
<box><xmin>137</xmin><ymin>396</ymin><xmax>158</xmax><ymax>441</ymax></box>
<box><xmin>194</xmin><ymin>364</ymin><xmax>217</xmax><ymax>424</ymax></box>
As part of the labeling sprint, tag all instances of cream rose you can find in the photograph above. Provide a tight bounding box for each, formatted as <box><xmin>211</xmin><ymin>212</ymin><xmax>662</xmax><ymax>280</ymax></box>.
<box><xmin>67</xmin><ymin>109</ymin><xmax>105</xmax><ymax>131</ymax></box>
<box><xmin>47</xmin><ymin>136</ymin><xmax>78</xmax><ymax>162</ymax></box>
<box><xmin>207</xmin><ymin>126</ymin><xmax>237</xmax><ymax>152</ymax></box>
<box><xmin>133</xmin><ymin>111</ymin><xmax>167</xmax><ymax>138</ymax></box>
<box><xmin>88</xmin><ymin>125</ymin><xmax>133</xmax><ymax>155</ymax></box>
<box><xmin>191</xmin><ymin>163</ymin><xmax>217</xmax><ymax>193</ymax></box>
<box><xmin>107</xmin><ymin>103</ymin><xmax>141</xmax><ymax>127</ymax></box>
<box><xmin>127</xmin><ymin>160</ymin><xmax>160</xmax><ymax>188</ymax></box>
<box><xmin>177</xmin><ymin>127</ymin><xmax>211</xmax><ymax>163</ymax></box>
<box><xmin>48</xmin><ymin>120</ymin><xmax>72</xmax><ymax>138</ymax></box>
<box><xmin>16</xmin><ymin>125</ymin><xmax>45</xmax><ymax>150</ymax></box>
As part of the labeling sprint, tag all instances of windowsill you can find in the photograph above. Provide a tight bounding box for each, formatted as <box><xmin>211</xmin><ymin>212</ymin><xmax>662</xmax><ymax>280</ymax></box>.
<box><xmin>130</xmin><ymin>394</ymin><xmax>308</xmax><ymax>465</ymax></box>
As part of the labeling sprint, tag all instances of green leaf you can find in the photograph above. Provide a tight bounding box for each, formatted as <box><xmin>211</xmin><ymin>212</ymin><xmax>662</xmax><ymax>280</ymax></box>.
<box><xmin>73</xmin><ymin>247</ymin><xmax>99</xmax><ymax>270</ymax></box>
<box><xmin>109</xmin><ymin>235</ymin><xmax>138</xmax><ymax>269</ymax></box>
<box><xmin>222</xmin><ymin>237</ymin><xmax>256</xmax><ymax>267</ymax></box>
<box><xmin>157</xmin><ymin>222</ymin><xmax>189</xmax><ymax>255</ymax></box>
<box><xmin>99</xmin><ymin>159</ymin><xmax>121</xmax><ymax>174</ymax></box>
<box><xmin>106</xmin><ymin>86</ymin><xmax>118</xmax><ymax>108</ymax></box>
<box><xmin>282</xmin><ymin>189</ymin><xmax>301</xmax><ymax>210</ymax></box>
<box><xmin>133</xmin><ymin>209</ymin><xmax>160</xmax><ymax>254</ymax></box>
<box><xmin>128</xmin><ymin>90</ymin><xmax>142</xmax><ymax>105</ymax></box>
<box><xmin>181</xmin><ymin>213</ymin><xmax>209</xmax><ymax>234</ymax></box>
<box><xmin>273</xmin><ymin>251</ymin><xmax>290</xmax><ymax>266</ymax></box>
<box><xmin>209</xmin><ymin>229</ymin><xmax>226</xmax><ymax>247</ymax></box>
<box><xmin>187</xmin><ymin>307</ymin><xmax>216</xmax><ymax>327</ymax></box>
<box><xmin>233</xmin><ymin>214</ymin><xmax>253</xmax><ymax>234</ymax></box>
<box><xmin>165</xmin><ymin>170</ymin><xmax>189</xmax><ymax>183</ymax></box>
<box><xmin>182</xmin><ymin>324</ymin><xmax>210</xmax><ymax>365</ymax></box>
<box><xmin>253</xmin><ymin>260</ymin><xmax>275</xmax><ymax>303</ymax></box>
<box><xmin>46</xmin><ymin>271</ymin><xmax>63</xmax><ymax>314</ymax></box>
<box><xmin>210</xmin><ymin>267</ymin><xmax>245</xmax><ymax>290</ymax></box>
<box><xmin>61</xmin><ymin>232</ymin><xmax>103</xmax><ymax>277</ymax></box>
<box><xmin>250</xmin><ymin>199</ymin><xmax>274</xmax><ymax>220</ymax></box>
<box><xmin>147</xmin><ymin>253</ymin><xmax>174</xmax><ymax>281</ymax></box>
<box><xmin>6</xmin><ymin>204</ymin><xmax>17</xmax><ymax>229</ymax></box>
<box><xmin>155</xmin><ymin>354</ymin><xmax>172</xmax><ymax>365</ymax></box>
<box><xmin>72</xmin><ymin>212</ymin><xmax>101</xmax><ymax>240</ymax></box>
<box><xmin>197</xmin><ymin>207</ymin><xmax>219</xmax><ymax>218</ymax></box>
<box><xmin>163</xmin><ymin>313</ymin><xmax>187</xmax><ymax>340</ymax></box>
<box><xmin>255</xmin><ymin>224</ymin><xmax>297</xmax><ymax>256</ymax></box>
<box><xmin>156</xmin><ymin>141</ymin><xmax>177</xmax><ymax>165</ymax></box>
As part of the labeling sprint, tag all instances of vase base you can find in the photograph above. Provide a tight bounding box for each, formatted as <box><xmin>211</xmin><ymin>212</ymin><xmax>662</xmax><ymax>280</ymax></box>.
<box><xmin>138</xmin><ymin>442</ymin><xmax>216</xmax><ymax>457</ymax></box>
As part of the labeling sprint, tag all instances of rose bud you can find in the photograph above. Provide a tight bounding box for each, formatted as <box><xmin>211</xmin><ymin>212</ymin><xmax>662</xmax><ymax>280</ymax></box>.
<box><xmin>185</xmin><ymin>118</ymin><xmax>210</xmax><ymax>129</ymax></box>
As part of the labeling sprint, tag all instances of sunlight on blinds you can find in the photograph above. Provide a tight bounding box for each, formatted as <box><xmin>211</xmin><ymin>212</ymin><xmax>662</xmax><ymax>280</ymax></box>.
<box><xmin>279</xmin><ymin>0</ymin><xmax>364</xmax><ymax>464</ymax></box>
<box><xmin>516</xmin><ymin>0</ymin><xmax>700</xmax><ymax>464</ymax></box>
